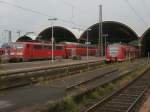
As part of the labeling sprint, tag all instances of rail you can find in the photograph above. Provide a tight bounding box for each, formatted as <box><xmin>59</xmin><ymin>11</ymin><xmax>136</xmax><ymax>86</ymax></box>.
<box><xmin>0</xmin><ymin>60</ymin><xmax>100</xmax><ymax>76</ymax></box>
<box><xmin>84</xmin><ymin>68</ymin><xmax>150</xmax><ymax>112</ymax></box>
<box><xmin>66</xmin><ymin>68</ymin><xmax>118</xmax><ymax>90</ymax></box>
<box><xmin>0</xmin><ymin>60</ymin><xmax>102</xmax><ymax>90</ymax></box>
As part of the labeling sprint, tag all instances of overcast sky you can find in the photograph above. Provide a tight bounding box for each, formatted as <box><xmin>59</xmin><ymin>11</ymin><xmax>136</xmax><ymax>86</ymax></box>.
<box><xmin>0</xmin><ymin>0</ymin><xmax>150</xmax><ymax>45</ymax></box>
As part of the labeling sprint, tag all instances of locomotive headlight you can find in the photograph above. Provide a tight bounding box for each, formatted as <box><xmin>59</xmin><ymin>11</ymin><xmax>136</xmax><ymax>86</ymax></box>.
<box><xmin>17</xmin><ymin>52</ymin><xmax>23</xmax><ymax>55</ymax></box>
<box><xmin>10</xmin><ymin>52</ymin><xmax>15</xmax><ymax>55</ymax></box>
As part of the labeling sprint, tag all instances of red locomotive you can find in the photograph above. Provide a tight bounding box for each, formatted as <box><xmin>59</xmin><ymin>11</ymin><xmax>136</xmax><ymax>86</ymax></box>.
<box><xmin>105</xmin><ymin>43</ymin><xmax>139</xmax><ymax>62</ymax></box>
<box><xmin>9</xmin><ymin>42</ymin><xmax>66</xmax><ymax>61</ymax></box>
<box><xmin>8</xmin><ymin>42</ymin><xmax>98</xmax><ymax>61</ymax></box>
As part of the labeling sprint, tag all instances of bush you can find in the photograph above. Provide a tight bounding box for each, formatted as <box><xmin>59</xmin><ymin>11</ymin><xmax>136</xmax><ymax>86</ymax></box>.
<box><xmin>47</xmin><ymin>96</ymin><xmax>77</xmax><ymax>112</ymax></box>
<box><xmin>88</xmin><ymin>91</ymin><xmax>99</xmax><ymax>99</ymax></box>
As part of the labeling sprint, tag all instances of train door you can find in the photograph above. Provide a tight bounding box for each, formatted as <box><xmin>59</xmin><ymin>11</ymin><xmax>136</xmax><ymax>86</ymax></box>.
<box><xmin>67</xmin><ymin>48</ymin><xmax>76</xmax><ymax>58</ymax></box>
<box><xmin>125</xmin><ymin>49</ymin><xmax>129</xmax><ymax>61</ymax></box>
<box><xmin>26</xmin><ymin>44</ymin><xmax>33</xmax><ymax>60</ymax></box>
<box><xmin>71</xmin><ymin>48</ymin><xmax>76</xmax><ymax>57</ymax></box>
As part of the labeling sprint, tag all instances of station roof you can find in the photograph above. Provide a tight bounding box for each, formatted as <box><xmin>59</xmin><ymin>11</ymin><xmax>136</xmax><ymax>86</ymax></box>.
<box><xmin>79</xmin><ymin>21</ymin><xmax>139</xmax><ymax>44</ymax></box>
<box><xmin>141</xmin><ymin>28</ymin><xmax>150</xmax><ymax>56</ymax></box>
<box><xmin>37</xmin><ymin>26</ymin><xmax>81</xmax><ymax>43</ymax></box>
<box><xmin>16</xmin><ymin>32</ymin><xmax>37</xmax><ymax>42</ymax></box>
<box><xmin>141</xmin><ymin>27</ymin><xmax>150</xmax><ymax>38</ymax></box>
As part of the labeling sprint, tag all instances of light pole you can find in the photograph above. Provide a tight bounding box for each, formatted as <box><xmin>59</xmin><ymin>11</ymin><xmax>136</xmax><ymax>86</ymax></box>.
<box><xmin>4</xmin><ymin>30</ymin><xmax>12</xmax><ymax>45</ymax></box>
<box><xmin>86</xmin><ymin>29</ymin><xmax>92</xmax><ymax>61</ymax></box>
<box><xmin>138</xmin><ymin>38</ymin><xmax>142</xmax><ymax>57</ymax></box>
<box><xmin>17</xmin><ymin>30</ymin><xmax>21</xmax><ymax>37</ymax></box>
<box><xmin>102</xmin><ymin>34</ymin><xmax>108</xmax><ymax>57</ymax></box>
<box><xmin>99</xmin><ymin>5</ymin><xmax>103</xmax><ymax>57</ymax></box>
<box><xmin>104</xmin><ymin>36</ymin><xmax>107</xmax><ymax>57</ymax></box>
<box><xmin>48</xmin><ymin>18</ymin><xmax>58</xmax><ymax>62</ymax></box>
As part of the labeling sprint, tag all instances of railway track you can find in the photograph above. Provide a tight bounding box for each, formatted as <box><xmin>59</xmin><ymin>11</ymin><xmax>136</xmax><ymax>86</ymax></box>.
<box><xmin>0</xmin><ymin>59</ymin><xmax>147</xmax><ymax>112</ymax></box>
<box><xmin>0</xmin><ymin>60</ymin><xmax>103</xmax><ymax>90</ymax></box>
<box><xmin>66</xmin><ymin>63</ymin><xmax>142</xmax><ymax>98</ymax></box>
<box><xmin>32</xmin><ymin>59</ymin><xmax>149</xmax><ymax>112</ymax></box>
<box><xmin>66</xmin><ymin>68</ymin><xmax>118</xmax><ymax>90</ymax></box>
<box><xmin>84</xmin><ymin>67</ymin><xmax>150</xmax><ymax>112</ymax></box>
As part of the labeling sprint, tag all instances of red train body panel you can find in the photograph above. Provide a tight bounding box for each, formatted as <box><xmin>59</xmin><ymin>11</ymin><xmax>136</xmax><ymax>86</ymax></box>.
<box><xmin>9</xmin><ymin>42</ymin><xmax>66</xmax><ymax>61</ymax></box>
<box><xmin>106</xmin><ymin>43</ymin><xmax>139</xmax><ymax>62</ymax></box>
<box><xmin>62</xmin><ymin>42</ymin><xmax>98</xmax><ymax>58</ymax></box>
<box><xmin>0</xmin><ymin>48</ymin><xmax>5</xmax><ymax>56</ymax></box>
<box><xmin>8</xmin><ymin>42</ymin><xmax>98</xmax><ymax>61</ymax></box>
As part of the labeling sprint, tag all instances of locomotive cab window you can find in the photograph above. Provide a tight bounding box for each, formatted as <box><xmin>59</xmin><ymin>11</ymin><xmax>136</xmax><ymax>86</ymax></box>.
<box><xmin>12</xmin><ymin>43</ymin><xmax>24</xmax><ymax>49</ymax></box>
<box><xmin>16</xmin><ymin>44</ymin><xmax>23</xmax><ymax>49</ymax></box>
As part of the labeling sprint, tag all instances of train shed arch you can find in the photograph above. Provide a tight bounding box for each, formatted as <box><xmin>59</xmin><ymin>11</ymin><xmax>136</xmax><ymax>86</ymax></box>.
<box><xmin>16</xmin><ymin>35</ymin><xmax>33</xmax><ymax>42</ymax></box>
<box><xmin>16</xmin><ymin>33</ymin><xmax>37</xmax><ymax>42</ymax></box>
<box><xmin>141</xmin><ymin>28</ymin><xmax>150</xmax><ymax>57</ymax></box>
<box><xmin>80</xmin><ymin>21</ymin><xmax>139</xmax><ymax>44</ymax></box>
<box><xmin>37</xmin><ymin>26</ymin><xmax>78</xmax><ymax>43</ymax></box>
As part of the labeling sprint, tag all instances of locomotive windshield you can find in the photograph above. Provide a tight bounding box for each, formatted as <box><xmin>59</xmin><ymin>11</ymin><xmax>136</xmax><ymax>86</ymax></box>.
<box><xmin>11</xmin><ymin>43</ymin><xmax>24</xmax><ymax>49</ymax></box>
<box><xmin>109</xmin><ymin>46</ymin><xmax>119</xmax><ymax>56</ymax></box>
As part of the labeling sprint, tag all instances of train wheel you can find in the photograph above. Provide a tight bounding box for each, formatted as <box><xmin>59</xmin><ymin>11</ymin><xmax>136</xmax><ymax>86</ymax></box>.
<box><xmin>19</xmin><ymin>58</ymin><xmax>23</xmax><ymax>62</ymax></box>
<box><xmin>23</xmin><ymin>58</ymin><xmax>29</xmax><ymax>62</ymax></box>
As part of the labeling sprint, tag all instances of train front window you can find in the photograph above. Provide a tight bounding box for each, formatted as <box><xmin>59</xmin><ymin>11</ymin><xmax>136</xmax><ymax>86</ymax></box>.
<box><xmin>109</xmin><ymin>46</ymin><xmax>119</xmax><ymax>56</ymax></box>
<box><xmin>12</xmin><ymin>43</ymin><xmax>24</xmax><ymax>49</ymax></box>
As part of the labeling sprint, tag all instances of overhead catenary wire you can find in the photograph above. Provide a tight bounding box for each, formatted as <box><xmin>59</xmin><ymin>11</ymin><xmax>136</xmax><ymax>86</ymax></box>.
<box><xmin>56</xmin><ymin>0</ymin><xmax>95</xmax><ymax>30</ymax></box>
<box><xmin>123</xmin><ymin>0</ymin><xmax>148</xmax><ymax>27</ymax></box>
<box><xmin>57</xmin><ymin>0</ymin><xmax>75</xmax><ymax>24</ymax></box>
<box><xmin>141</xmin><ymin>0</ymin><xmax>150</xmax><ymax>19</ymax></box>
<box><xmin>0</xmin><ymin>0</ymin><xmax>85</xmax><ymax>28</ymax></box>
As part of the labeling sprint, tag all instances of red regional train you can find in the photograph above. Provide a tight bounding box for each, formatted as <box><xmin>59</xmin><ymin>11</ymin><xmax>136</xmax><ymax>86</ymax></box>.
<box><xmin>8</xmin><ymin>42</ymin><xmax>98</xmax><ymax>61</ymax></box>
<box><xmin>105</xmin><ymin>43</ymin><xmax>139</xmax><ymax>62</ymax></box>
<box><xmin>62</xmin><ymin>42</ymin><xmax>98</xmax><ymax>58</ymax></box>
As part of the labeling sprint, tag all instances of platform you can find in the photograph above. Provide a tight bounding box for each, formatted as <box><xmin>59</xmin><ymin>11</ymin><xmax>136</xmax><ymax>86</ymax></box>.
<box><xmin>0</xmin><ymin>57</ymin><xmax>104</xmax><ymax>75</ymax></box>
